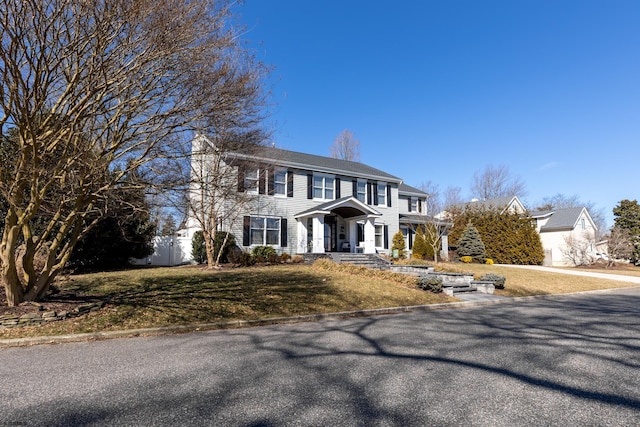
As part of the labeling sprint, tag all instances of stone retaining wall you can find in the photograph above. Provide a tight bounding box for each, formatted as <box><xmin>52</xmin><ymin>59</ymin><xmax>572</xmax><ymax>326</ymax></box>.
<box><xmin>390</xmin><ymin>265</ymin><xmax>435</xmax><ymax>276</ymax></box>
<box><xmin>0</xmin><ymin>301</ymin><xmax>106</xmax><ymax>329</ymax></box>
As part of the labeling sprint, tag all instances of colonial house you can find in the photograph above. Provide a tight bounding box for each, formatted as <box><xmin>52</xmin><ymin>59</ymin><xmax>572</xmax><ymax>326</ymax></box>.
<box><xmin>181</xmin><ymin>135</ymin><xmax>445</xmax><ymax>260</ymax></box>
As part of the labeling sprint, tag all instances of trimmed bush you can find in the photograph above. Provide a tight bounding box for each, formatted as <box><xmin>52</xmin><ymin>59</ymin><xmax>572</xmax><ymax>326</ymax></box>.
<box><xmin>392</xmin><ymin>230</ymin><xmax>406</xmax><ymax>259</ymax></box>
<box><xmin>251</xmin><ymin>246</ymin><xmax>278</xmax><ymax>262</ymax></box>
<box><xmin>480</xmin><ymin>273</ymin><xmax>506</xmax><ymax>289</ymax></box>
<box><xmin>418</xmin><ymin>275</ymin><xmax>443</xmax><ymax>293</ymax></box>
<box><xmin>460</xmin><ymin>256</ymin><xmax>473</xmax><ymax>263</ymax></box>
<box><xmin>191</xmin><ymin>231</ymin><xmax>207</xmax><ymax>264</ymax></box>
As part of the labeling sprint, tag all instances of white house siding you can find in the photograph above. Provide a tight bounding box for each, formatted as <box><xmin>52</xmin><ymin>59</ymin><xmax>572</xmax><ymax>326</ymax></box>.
<box><xmin>537</xmin><ymin>211</ymin><xmax>598</xmax><ymax>266</ymax></box>
<box><xmin>219</xmin><ymin>169</ymin><xmax>400</xmax><ymax>256</ymax></box>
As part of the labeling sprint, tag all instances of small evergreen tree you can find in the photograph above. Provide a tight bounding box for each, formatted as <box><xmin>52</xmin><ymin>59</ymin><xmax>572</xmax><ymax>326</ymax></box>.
<box><xmin>457</xmin><ymin>223</ymin><xmax>486</xmax><ymax>262</ymax></box>
<box><xmin>391</xmin><ymin>230</ymin><xmax>406</xmax><ymax>259</ymax></box>
<box><xmin>412</xmin><ymin>226</ymin><xmax>429</xmax><ymax>259</ymax></box>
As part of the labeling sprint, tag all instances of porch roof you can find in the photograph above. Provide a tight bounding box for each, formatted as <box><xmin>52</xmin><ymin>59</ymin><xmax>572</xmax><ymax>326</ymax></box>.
<box><xmin>294</xmin><ymin>196</ymin><xmax>382</xmax><ymax>219</ymax></box>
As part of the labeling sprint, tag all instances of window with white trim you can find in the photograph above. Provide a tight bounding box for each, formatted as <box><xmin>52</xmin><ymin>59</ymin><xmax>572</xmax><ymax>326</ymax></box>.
<box><xmin>377</xmin><ymin>183</ymin><xmax>386</xmax><ymax>206</ymax></box>
<box><xmin>410</xmin><ymin>197</ymin><xmax>418</xmax><ymax>212</ymax></box>
<box><xmin>313</xmin><ymin>174</ymin><xmax>334</xmax><ymax>200</ymax></box>
<box><xmin>375</xmin><ymin>224</ymin><xmax>384</xmax><ymax>247</ymax></box>
<box><xmin>250</xmin><ymin>216</ymin><xmax>281</xmax><ymax>245</ymax></box>
<box><xmin>273</xmin><ymin>169</ymin><xmax>287</xmax><ymax>196</ymax></box>
<box><xmin>244</xmin><ymin>168</ymin><xmax>260</xmax><ymax>193</ymax></box>
<box><xmin>356</xmin><ymin>181</ymin><xmax>366</xmax><ymax>203</ymax></box>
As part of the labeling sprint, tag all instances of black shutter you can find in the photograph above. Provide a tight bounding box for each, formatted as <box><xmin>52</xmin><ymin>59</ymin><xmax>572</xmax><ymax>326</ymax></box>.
<box><xmin>384</xmin><ymin>225</ymin><xmax>389</xmax><ymax>249</ymax></box>
<box><xmin>258</xmin><ymin>168</ymin><xmax>266</xmax><ymax>194</ymax></box>
<box><xmin>287</xmin><ymin>171</ymin><xmax>294</xmax><ymax>197</ymax></box>
<box><xmin>367</xmin><ymin>182</ymin><xmax>372</xmax><ymax>205</ymax></box>
<box><xmin>408</xmin><ymin>197</ymin><xmax>412</xmax><ymax>212</ymax></box>
<box><xmin>243</xmin><ymin>216</ymin><xmax>250</xmax><ymax>246</ymax></box>
<box><xmin>373</xmin><ymin>183</ymin><xmax>379</xmax><ymax>206</ymax></box>
<box><xmin>307</xmin><ymin>174</ymin><xmax>313</xmax><ymax>199</ymax></box>
<box><xmin>352</xmin><ymin>180</ymin><xmax>357</xmax><ymax>198</ymax></box>
<box><xmin>387</xmin><ymin>185</ymin><xmax>392</xmax><ymax>207</ymax></box>
<box><xmin>408</xmin><ymin>228</ymin><xmax>414</xmax><ymax>249</ymax></box>
<box><xmin>237</xmin><ymin>165</ymin><xmax>245</xmax><ymax>192</ymax></box>
<box><xmin>418</xmin><ymin>198</ymin><xmax>422</xmax><ymax>213</ymax></box>
<box><xmin>335</xmin><ymin>177</ymin><xmax>341</xmax><ymax>199</ymax></box>
<box><xmin>280</xmin><ymin>218</ymin><xmax>287</xmax><ymax>247</ymax></box>
<box><xmin>268</xmin><ymin>168</ymin><xmax>275</xmax><ymax>195</ymax></box>
<box><xmin>357</xmin><ymin>223</ymin><xmax>363</xmax><ymax>243</ymax></box>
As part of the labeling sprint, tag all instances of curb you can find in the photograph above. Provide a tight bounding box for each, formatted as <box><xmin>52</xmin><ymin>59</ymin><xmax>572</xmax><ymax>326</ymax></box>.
<box><xmin>2</xmin><ymin>286</ymin><xmax>638</xmax><ymax>349</ymax></box>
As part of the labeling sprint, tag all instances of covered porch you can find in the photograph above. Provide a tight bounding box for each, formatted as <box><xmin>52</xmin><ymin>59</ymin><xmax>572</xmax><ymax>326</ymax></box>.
<box><xmin>294</xmin><ymin>197</ymin><xmax>382</xmax><ymax>254</ymax></box>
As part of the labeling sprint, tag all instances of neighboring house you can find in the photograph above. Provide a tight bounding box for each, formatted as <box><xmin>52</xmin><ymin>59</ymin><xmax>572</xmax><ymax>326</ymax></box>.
<box><xmin>531</xmin><ymin>206</ymin><xmax>598</xmax><ymax>266</ymax></box>
<box><xmin>173</xmin><ymin>135</ymin><xmax>439</xmax><ymax>261</ymax></box>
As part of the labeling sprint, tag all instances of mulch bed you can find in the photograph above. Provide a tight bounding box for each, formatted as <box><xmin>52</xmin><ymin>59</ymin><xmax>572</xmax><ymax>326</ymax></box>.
<box><xmin>0</xmin><ymin>285</ymin><xmax>101</xmax><ymax>317</ymax></box>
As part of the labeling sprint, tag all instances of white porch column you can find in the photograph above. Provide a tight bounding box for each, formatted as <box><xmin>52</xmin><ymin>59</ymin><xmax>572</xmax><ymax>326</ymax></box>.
<box><xmin>312</xmin><ymin>216</ymin><xmax>325</xmax><ymax>253</ymax></box>
<box><xmin>440</xmin><ymin>232</ymin><xmax>449</xmax><ymax>261</ymax></box>
<box><xmin>349</xmin><ymin>221</ymin><xmax>357</xmax><ymax>253</ymax></box>
<box><xmin>297</xmin><ymin>220</ymin><xmax>307</xmax><ymax>253</ymax></box>
<box><xmin>363</xmin><ymin>217</ymin><xmax>376</xmax><ymax>254</ymax></box>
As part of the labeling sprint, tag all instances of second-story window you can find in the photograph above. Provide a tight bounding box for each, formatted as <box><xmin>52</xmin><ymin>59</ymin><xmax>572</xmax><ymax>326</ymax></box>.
<box><xmin>410</xmin><ymin>197</ymin><xmax>418</xmax><ymax>212</ymax></box>
<box><xmin>273</xmin><ymin>169</ymin><xmax>287</xmax><ymax>196</ymax></box>
<box><xmin>357</xmin><ymin>181</ymin><xmax>366</xmax><ymax>203</ymax></box>
<box><xmin>313</xmin><ymin>174</ymin><xmax>334</xmax><ymax>200</ymax></box>
<box><xmin>377</xmin><ymin>183</ymin><xmax>386</xmax><ymax>206</ymax></box>
<box><xmin>244</xmin><ymin>168</ymin><xmax>260</xmax><ymax>193</ymax></box>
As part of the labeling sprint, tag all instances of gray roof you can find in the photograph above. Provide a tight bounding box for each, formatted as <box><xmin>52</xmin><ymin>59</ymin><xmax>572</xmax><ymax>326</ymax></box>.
<box><xmin>229</xmin><ymin>144</ymin><xmax>402</xmax><ymax>183</ymax></box>
<box><xmin>398</xmin><ymin>183</ymin><xmax>429</xmax><ymax>197</ymax></box>
<box><xmin>535</xmin><ymin>207</ymin><xmax>588</xmax><ymax>231</ymax></box>
<box><xmin>465</xmin><ymin>196</ymin><xmax>520</xmax><ymax>211</ymax></box>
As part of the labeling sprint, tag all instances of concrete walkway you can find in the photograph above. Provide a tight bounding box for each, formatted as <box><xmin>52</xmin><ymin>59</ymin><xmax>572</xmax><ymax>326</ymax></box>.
<box><xmin>498</xmin><ymin>264</ymin><xmax>640</xmax><ymax>284</ymax></box>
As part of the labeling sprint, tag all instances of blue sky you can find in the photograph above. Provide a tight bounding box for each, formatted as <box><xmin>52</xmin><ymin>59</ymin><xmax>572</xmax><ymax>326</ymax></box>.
<box><xmin>238</xmin><ymin>1</ymin><xmax>640</xmax><ymax>227</ymax></box>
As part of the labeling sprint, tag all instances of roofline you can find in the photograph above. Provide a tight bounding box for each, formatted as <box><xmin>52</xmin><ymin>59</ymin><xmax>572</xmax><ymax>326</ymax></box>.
<box><xmin>227</xmin><ymin>151</ymin><xmax>402</xmax><ymax>184</ymax></box>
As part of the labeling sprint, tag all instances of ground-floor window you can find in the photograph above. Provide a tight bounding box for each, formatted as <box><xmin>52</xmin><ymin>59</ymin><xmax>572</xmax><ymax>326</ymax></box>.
<box><xmin>375</xmin><ymin>224</ymin><xmax>384</xmax><ymax>247</ymax></box>
<box><xmin>251</xmin><ymin>216</ymin><xmax>281</xmax><ymax>245</ymax></box>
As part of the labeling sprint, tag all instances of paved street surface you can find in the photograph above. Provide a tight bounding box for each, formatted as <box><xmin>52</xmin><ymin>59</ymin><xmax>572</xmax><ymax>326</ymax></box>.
<box><xmin>1</xmin><ymin>287</ymin><xmax>640</xmax><ymax>426</ymax></box>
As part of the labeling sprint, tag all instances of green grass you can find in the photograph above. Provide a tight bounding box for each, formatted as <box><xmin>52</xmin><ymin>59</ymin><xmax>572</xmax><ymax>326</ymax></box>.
<box><xmin>0</xmin><ymin>264</ymin><xmax>453</xmax><ymax>339</ymax></box>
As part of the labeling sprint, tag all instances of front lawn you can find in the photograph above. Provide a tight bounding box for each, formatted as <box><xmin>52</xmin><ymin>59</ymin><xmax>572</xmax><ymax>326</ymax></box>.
<box><xmin>0</xmin><ymin>263</ymin><xmax>453</xmax><ymax>340</ymax></box>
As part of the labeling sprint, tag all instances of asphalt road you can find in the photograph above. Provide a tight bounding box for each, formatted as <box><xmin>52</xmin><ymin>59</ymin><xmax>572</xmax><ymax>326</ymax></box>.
<box><xmin>1</xmin><ymin>288</ymin><xmax>640</xmax><ymax>426</ymax></box>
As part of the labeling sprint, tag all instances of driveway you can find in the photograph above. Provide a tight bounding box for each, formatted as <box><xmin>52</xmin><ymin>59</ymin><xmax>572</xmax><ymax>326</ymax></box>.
<box><xmin>499</xmin><ymin>264</ymin><xmax>640</xmax><ymax>284</ymax></box>
<box><xmin>1</xmin><ymin>288</ymin><xmax>639</xmax><ymax>426</ymax></box>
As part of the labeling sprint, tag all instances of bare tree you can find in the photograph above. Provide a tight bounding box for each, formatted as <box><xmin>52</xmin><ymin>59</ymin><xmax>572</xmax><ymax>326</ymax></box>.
<box><xmin>0</xmin><ymin>0</ymin><xmax>268</xmax><ymax>306</ymax></box>
<box><xmin>606</xmin><ymin>227</ymin><xmax>633</xmax><ymax>267</ymax></box>
<box><xmin>470</xmin><ymin>164</ymin><xmax>527</xmax><ymax>200</ymax></box>
<box><xmin>183</xmin><ymin>135</ymin><xmax>267</xmax><ymax>268</ymax></box>
<box><xmin>416</xmin><ymin>181</ymin><xmax>451</xmax><ymax>262</ymax></box>
<box><xmin>330</xmin><ymin>129</ymin><xmax>361</xmax><ymax>161</ymax></box>
<box><xmin>562</xmin><ymin>231</ymin><xmax>596</xmax><ymax>266</ymax></box>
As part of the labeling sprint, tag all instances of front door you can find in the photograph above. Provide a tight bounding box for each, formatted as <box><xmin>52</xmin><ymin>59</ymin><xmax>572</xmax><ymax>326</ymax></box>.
<box><xmin>324</xmin><ymin>215</ymin><xmax>337</xmax><ymax>252</ymax></box>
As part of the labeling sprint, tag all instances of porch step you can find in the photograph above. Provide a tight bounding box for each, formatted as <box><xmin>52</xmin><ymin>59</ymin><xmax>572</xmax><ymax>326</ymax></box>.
<box><xmin>442</xmin><ymin>282</ymin><xmax>478</xmax><ymax>296</ymax></box>
<box><xmin>330</xmin><ymin>253</ymin><xmax>392</xmax><ymax>270</ymax></box>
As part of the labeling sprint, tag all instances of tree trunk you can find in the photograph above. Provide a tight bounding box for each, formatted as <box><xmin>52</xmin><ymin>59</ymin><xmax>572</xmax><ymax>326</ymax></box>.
<box><xmin>203</xmin><ymin>230</ymin><xmax>217</xmax><ymax>268</ymax></box>
<box><xmin>1</xmin><ymin>217</ymin><xmax>24</xmax><ymax>306</ymax></box>
<box><xmin>1</xmin><ymin>245</ymin><xmax>24</xmax><ymax>307</ymax></box>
